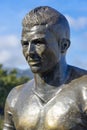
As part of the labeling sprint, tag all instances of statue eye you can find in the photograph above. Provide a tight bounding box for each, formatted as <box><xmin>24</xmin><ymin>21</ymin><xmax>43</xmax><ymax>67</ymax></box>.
<box><xmin>37</xmin><ymin>42</ymin><xmax>41</xmax><ymax>46</ymax></box>
<box><xmin>32</xmin><ymin>38</ymin><xmax>46</xmax><ymax>46</ymax></box>
<box><xmin>21</xmin><ymin>40</ymin><xmax>29</xmax><ymax>46</ymax></box>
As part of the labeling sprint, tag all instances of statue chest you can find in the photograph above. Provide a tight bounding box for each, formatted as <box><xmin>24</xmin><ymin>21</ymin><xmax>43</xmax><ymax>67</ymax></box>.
<box><xmin>13</xmin><ymin>88</ymin><xmax>84</xmax><ymax>130</ymax></box>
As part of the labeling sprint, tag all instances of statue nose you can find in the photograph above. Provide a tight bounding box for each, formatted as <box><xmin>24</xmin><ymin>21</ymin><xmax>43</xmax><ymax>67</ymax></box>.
<box><xmin>27</xmin><ymin>43</ymin><xmax>36</xmax><ymax>57</ymax></box>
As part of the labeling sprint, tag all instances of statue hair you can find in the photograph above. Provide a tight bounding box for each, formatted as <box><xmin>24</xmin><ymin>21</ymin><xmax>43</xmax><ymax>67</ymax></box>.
<box><xmin>22</xmin><ymin>6</ymin><xmax>70</xmax><ymax>40</ymax></box>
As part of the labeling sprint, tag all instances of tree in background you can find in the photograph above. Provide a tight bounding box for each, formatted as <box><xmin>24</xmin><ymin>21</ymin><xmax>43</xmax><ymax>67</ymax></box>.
<box><xmin>0</xmin><ymin>64</ymin><xmax>29</xmax><ymax>114</ymax></box>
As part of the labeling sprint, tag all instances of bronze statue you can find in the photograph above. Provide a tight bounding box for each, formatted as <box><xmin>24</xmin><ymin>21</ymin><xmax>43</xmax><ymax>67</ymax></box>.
<box><xmin>3</xmin><ymin>6</ymin><xmax>87</xmax><ymax>130</ymax></box>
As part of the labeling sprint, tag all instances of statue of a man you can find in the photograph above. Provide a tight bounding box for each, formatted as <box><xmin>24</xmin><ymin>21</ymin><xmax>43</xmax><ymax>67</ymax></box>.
<box><xmin>3</xmin><ymin>6</ymin><xmax>87</xmax><ymax>130</ymax></box>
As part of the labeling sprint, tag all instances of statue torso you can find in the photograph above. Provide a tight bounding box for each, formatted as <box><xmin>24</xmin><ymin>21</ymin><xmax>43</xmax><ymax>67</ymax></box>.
<box><xmin>9</xmin><ymin>75</ymin><xmax>87</xmax><ymax>130</ymax></box>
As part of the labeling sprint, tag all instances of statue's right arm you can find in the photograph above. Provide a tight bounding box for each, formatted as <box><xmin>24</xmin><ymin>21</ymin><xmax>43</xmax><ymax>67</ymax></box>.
<box><xmin>3</xmin><ymin>102</ymin><xmax>16</xmax><ymax>130</ymax></box>
<box><xmin>3</xmin><ymin>87</ymin><xmax>19</xmax><ymax>130</ymax></box>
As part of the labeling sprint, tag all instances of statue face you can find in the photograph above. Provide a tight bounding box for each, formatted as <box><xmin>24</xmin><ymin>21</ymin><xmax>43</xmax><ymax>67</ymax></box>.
<box><xmin>21</xmin><ymin>25</ymin><xmax>61</xmax><ymax>73</ymax></box>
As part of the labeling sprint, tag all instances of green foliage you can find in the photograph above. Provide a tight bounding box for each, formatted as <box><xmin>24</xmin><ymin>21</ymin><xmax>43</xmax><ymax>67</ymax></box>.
<box><xmin>0</xmin><ymin>64</ymin><xmax>29</xmax><ymax>112</ymax></box>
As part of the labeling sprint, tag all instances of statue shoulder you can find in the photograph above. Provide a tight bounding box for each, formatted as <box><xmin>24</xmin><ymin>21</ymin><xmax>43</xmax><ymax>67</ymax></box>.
<box><xmin>78</xmin><ymin>75</ymin><xmax>87</xmax><ymax>113</ymax></box>
<box><xmin>5</xmin><ymin>79</ymin><xmax>34</xmax><ymax>111</ymax></box>
<box><xmin>69</xmin><ymin>65</ymin><xmax>87</xmax><ymax>78</ymax></box>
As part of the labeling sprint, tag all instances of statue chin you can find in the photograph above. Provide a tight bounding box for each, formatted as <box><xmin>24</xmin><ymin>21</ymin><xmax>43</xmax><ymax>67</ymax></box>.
<box><xmin>30</xmin><ymin>66</ymin><xmax>42</xmax><ymax>73</ymax></box>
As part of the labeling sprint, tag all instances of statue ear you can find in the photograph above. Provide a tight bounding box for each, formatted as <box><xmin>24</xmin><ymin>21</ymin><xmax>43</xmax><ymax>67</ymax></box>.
<box><xmin>60</xmin><ymin>38</ymin><xmax>70</xmax><ymax>53</ymax></box>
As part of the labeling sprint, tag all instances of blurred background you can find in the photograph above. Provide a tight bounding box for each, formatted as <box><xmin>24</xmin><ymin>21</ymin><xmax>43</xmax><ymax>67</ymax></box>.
<box><xmin>0</xmin><ymin>0</ymin><xmax>87</xmax><ymax>128</ymax></box>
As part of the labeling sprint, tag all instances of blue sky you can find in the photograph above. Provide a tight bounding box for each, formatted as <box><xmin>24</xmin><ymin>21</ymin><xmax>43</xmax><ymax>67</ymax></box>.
<box><xmin>0</xmin><ymin>0</ymin><xmax>87</xmax><ymax>69</ymax></box>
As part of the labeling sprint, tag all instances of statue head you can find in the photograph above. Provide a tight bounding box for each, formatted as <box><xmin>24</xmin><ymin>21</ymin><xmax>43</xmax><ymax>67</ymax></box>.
<box><xmin>21</xmin><ymin>6</ymin><xmax>71</xmax><ymax>73</ymax></box>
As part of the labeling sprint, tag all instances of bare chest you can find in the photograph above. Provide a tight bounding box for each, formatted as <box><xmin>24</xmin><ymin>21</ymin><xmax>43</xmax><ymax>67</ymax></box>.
<box><xmin>12</xmin><ymin>89</ymin><xmax>85</xmax><ymax>130</ymax></box>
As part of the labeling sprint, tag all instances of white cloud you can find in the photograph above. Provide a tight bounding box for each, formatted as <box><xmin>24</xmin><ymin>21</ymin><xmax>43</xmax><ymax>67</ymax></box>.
<box><xmin>0</xmin><ymin>35</ymin><xmax>19</xmax><ymax>48</ymax></box>
<box><xmin>0</xmin><ymin>34</ymin><xmax>28</xmax><ymax>69</ymax></box>
<box><xmin>65</xmin><ymin>15</ymin><xmax>87</xmax><ymax>30</ymax></box>
<box><xmin>0</xmin><ymin>51</ymin><xmax>10</xmax><ymax>62</ymax></box>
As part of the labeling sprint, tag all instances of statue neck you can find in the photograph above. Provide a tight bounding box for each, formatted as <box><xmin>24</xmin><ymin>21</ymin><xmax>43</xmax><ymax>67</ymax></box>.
<box><xmin>33</xmin><ymin>58</ymin><xmax>69</xmax><ymax>103</ymax></box>
<box><xmin>34</xmin><ymin>56</ymin><xmax>68</xmax><ymax>88</ymax></box>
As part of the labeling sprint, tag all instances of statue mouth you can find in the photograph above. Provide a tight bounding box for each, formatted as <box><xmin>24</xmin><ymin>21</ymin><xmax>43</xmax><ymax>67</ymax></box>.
<box><xmin>29</xmin><ymin>59</ymin><xmax>41</xmax><ymax>66</ymax></box>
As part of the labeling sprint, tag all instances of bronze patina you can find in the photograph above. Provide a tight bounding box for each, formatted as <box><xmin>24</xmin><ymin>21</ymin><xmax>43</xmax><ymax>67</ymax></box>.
<box><xmin>3</xmin><ymin>6</ymin><xmax>87</xmax><ymax>130</ymax></box>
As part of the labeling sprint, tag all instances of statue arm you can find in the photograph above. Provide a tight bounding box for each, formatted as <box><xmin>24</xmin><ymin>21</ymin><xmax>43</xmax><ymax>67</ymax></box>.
<box><xmin>3</xmin><ymin>98</ymin><xmax>16</xmax><ymax>130</ymax></box>
<box><xmin>3</xmin><ymin>104</ymin><xmax>15</xmax><ymax>130</ymax></box>
<box><xmin>3</xmin><ymin>87</ymin><xmax>19</xmax><ymax>130</ymax></box>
